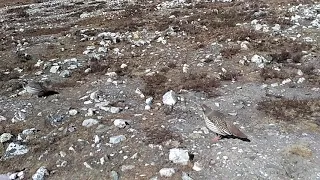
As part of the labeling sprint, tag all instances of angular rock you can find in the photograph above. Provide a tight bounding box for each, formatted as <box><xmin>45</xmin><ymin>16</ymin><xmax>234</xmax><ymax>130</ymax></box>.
<box><xmin>169</xmin><ymin>148</ymin><xmax>189</xmax><ymax>165</ymax></box>
<box><xmin>162</xmin><ymin>90</ymin><xmax>177</xmax><ymax>106</ymax></box>
<box><xmin>182</xmin><ymin>172</ymin><xmax>193</xmax><ymax>180</ymax></box>
<box><xmin>3</xmin><ymin>142</ymin><xmax>29</xmax><ymax>159</ymax></box>
<box><xmin>59</xmin><ymin>70</ymin><xmax>71</xmax><ymax>78</ymax></box>
<box><xmin>114</xmin><ymin>119</ymin><xmax>130</xmax><ymax>128</ymax></box>
<box><xmin>82</xmin><ymin>119</ymin><xmax>99</xmax><ymax>127</ymax></box>
<box><xmin>50</xmin><ymin>65</ymin><xmax>60</xmax><ymax>73</ymax></box>
<box><xmin>109</xmin><ymin>135</ymin><xmax>126</xmax><ymax>144</ymax></box>
<box><xmin>69</xmin><ymin>109</ymin><xmax>78</xmax><ymax>116</ymax></box>
<box><xmin>110</xmin><ymin>170</ymin><xmax>119</xmax><ymax>180</ymax></box>
<box><xmin>159</xmin><ymin>168</ymin><xmax>175</xmax><ymax>177</ymax></box>
<box><xmin>0</xmin><ymin>133</ymin><xmax>13</xmax><ymax>143</ymax></box>
<box><xmin>32</xmin><ymin>166</ymin><xmax>49</xmax><ymax>180</ymax></box>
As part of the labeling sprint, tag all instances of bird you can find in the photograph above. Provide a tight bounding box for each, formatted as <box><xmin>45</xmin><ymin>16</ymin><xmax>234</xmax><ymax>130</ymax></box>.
<box><xmin>23</xmin><ymin>81</ymin><xmax>58</xmax><ymax>97</ymax></box>
<box><xmin>201</xmin><ymin>104</ymin><xmax>248</xmax><ymax>142</ymax></box>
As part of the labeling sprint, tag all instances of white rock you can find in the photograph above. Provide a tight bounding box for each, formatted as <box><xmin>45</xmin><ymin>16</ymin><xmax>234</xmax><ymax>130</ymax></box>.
<box><xmin>83</xmin><ymin>162</ymin><xmax>93</xmax><ymax>169</ymax></box>
<box><xmin>169</xmin><ymin>148</ymin><xmax>189</xmax><ymax>165</ymax></box>
<box><xmin>110</xmin><ymin>107</ymin><xmax>121</xmax><ymax>114</ymax></box>
<box><xmin>84</xmin><ymin>100</ymin><xmax>93</xmax><ymax>105</ymax></box>
<box><xmin>94</xmin><ymin>135</ymin><xmax>100</xmax><ymax>144</ymax></box>
<box><xmin>69</xmin><ymin>109</ymin><xmax>78</xmax><ymax>116</ymax></box>
<box><xmin>297</xmin><ymin>69</ymin><xmax>303</xmax><ymax>76</ymax></box>
<box><xmin>121</xmin><ymin>165</ymin><xmax>135</xmax><ymax>172</ymax></box>
<box><xmin>60</xmin><ymin>70</ymin><xmax>71</xmax><ymax>77</ymax></box>
<box><xmin>98</xmin><ymin>47</ymin><xmax>107</xmax><ymax>53</ymax></box>
<box><xmin>272</xmin><ymin>24</ymin><xmax>281</xmax><ymax>31</ymax></box>
<box><xmin>109</xmin><ymin>135</ymin><xmax>126</xmax><ymax>144</ymax></box>
<box><xmin>86</xmin><ymin>108</ymin><xmax>95</xmax><ymax>116</ymax></box>
<box><xmin>251</xmin><ymin>54</ymin><xmax>268</xmax><ymax>68</ymax></box>
<box><xmin>281</xmin><ymin>78</ymin><xmax>292</xmax><ymax>85</ymax></box>
<box><xmin>145</xmin><ymin>97</ymin><xmax>153</xmax><ymax>105</ymax></box>
<box><xmin>182</xmin><ymin>64</ymin><xmax>189</xmax><ymax>73</ymax></box>
<box><xmin>0</xmin><ymin>115</ymin><xmax>7</xmax><ymax>121</ymax></box>
<box><xmin>145</xmin><ymin>105</ymin><xmax>151</xmax><ymax>110</ymax></box>
<box><xmin>240</xmin><ymin>41</ymin><xmax>249</xmax><ymax>50</ymax></box>
<box><xmin>159</xmin><ymin>168</ymin><xmax>175</xmax><ymax>177</ymax></box>
<box><xmin>0</xmin><ymin>133</ymin><xmax>13</xmax><ymax>143</ymax></box>
<box><xmin>120</xmin><ymin>64</ymin><xmax>128</xmax><ymax>68</ymax></box>
<box><xmin>182</xmin><ymin>172</ymin><xmax>193</xmax><ymax>180</ymax></box>
<box><xmin>114</xmin><ymin>119</ymin><xmax>129</xmax><ymax>128</ymax></box>
<box><xmin>193</xmin><ymin>161</ymin><xmax>203</xmax><ymax>171</ymax></box>
<box><xmin>82</xmin><ymin>119</ymin><xmax>99</xmax><ymax>127</ymax></box>
<box><xmin>11</xmin><ymin>110</ymin><xmax>26</xmax><ymax>123</ymax></box>
<box><xmin>32</xmin><ymin>166</ymin><xmax>49</xmax><ymax>180</ymax></box>
<box><xmin>4</xmin><ymin>142</ymin><xmax>29</xmax><ymax>159</ymax></box>
<box><xmin>297</xmin><ymin>77</ymin><xmax>305</xmax><ymax>83</ymax></box>
<box><xmin>50</xmin><ymin>65</ymin><xmax>60</xmax><ymax>73</ymax></box>
<box><xmin>162</xmin><ymin>90</ymin><xmax>177</xmax><ymax>106</ymax></box>
<box><xmin>135</xmin><ymin>88</ymin><xmax>145</xmax><ymax>98</ymax></box>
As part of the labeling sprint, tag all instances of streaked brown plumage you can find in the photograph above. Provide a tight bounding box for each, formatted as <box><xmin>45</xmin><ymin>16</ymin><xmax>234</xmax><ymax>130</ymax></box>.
<box><xmin>201</xmin><ymin>104</ymin><xmax>248</xmax><ymax>140</ymax></box>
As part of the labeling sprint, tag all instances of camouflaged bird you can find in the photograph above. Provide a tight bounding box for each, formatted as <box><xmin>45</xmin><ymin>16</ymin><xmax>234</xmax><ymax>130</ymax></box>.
<box><xmin>23</xmin><ymin>81</ymin><xmax>58</xmax><ymax>97</ymax></box>
<box><xmin>201</xmin><ymin>104</ymin><xmax>248</xmax><ymax>142</ymax></box>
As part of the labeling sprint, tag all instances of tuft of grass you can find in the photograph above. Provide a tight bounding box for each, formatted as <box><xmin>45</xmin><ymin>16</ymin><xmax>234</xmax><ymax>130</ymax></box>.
<box><xmin>257</xmin><ymin>99</ymin><xmax>320</xmax><ymax>122</ymax></box>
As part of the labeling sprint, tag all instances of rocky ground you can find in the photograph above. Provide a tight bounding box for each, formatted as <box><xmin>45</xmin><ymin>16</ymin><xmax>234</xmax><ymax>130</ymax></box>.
<box><xmin>0</xmin><ymin>0</ymin><xmax>320</xmax><ymax>179</ymax></box>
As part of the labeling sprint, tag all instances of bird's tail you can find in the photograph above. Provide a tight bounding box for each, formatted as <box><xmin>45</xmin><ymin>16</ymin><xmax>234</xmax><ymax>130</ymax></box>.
<box><xmin>227</xmin><ymin>122</ymin><xmax>248</xmax><ymax>139</ymax></box>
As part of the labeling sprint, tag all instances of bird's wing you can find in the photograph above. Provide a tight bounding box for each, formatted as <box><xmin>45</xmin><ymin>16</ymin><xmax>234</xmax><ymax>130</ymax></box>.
<box><xmin>226</xmin><ymin>122</ymin><xmax>248</xmax><ymax>139</ymax></box>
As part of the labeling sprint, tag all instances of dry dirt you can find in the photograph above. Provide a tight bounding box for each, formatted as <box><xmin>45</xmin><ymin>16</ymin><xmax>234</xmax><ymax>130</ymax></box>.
<box><xmin>0</xmin><ymin>0</ymin><xmax>320</xmax><ymax>179</ymax></box>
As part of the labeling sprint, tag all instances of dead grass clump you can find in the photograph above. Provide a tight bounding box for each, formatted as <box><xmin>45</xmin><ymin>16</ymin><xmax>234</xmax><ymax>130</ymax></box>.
<box><xmin>179</xmin><ymin>73</ymin><xmax>220</xmax><ymax>97</ymax></box>
<box><xmin>269</xmin><ymin>51</ymin><xmax>303</xmax><ymax>63</ymax></box>
<box><xmin>143</xmin><ymin>127</ymin><xmax>182</xmax><ymax>145</ymax></box>
<box><xmin>221</xmin><ymin>47</ymin><xmax>241</xmax><ymax>58</ymax></box>
<box><xmin>257</xmin><ymin>99</ymin><xmax>320</xmax><ymax>122</ymax></box>
<box><xmin>220</xmin><ymin>70</ymin><xmax>242</xmax><ymax>81</ymax></box>
<box><xmin>142</xmin><ymin>73</ymin><xmax>168</xmax><ymax>97</ymax></box>
<box><xmin>260</xmin><ymin>67</ymin><xmax>292</xmax><ymax>80</ymax></box>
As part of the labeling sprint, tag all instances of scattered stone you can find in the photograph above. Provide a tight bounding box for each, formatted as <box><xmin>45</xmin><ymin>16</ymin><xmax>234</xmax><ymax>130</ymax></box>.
<box><xmin>192</xmin><ymin>161</ymin><xmax>203</xmax><ymax>171</ymax></box>
<box><xmin>59</xmin><ymin>70</ymin><xmax>71</xmax><ymax>78</ymax></box>
<box><xmin>69</xmin><ymin>109</ymin><xmax>78</xmax><ymax>116</ymax></box>
<box><xmin>109</xmin><ymin>135</ymin><xmax>126</xmax><ymax>144</ymax></box>
<box><xmin>145</xmin><ymin>105</ymin><xmax>151</xmax><ymax>110</ymax></box>
<box><xmin>281</xmin><ymin>78</ymin><xmax>292</xmax><ymax>85</ymax></box>
<box><xmin>3</xmin><ymin>142</ymin><xmax>29</xmax><ymax>159</ymax></box>
<box><xmin>82</xmin><ymin>119</ymin><xmax>99</xmax><ymax>127</ymax></box>
<box><xmin>121</xmin><ymin>165</ymin><xmax>135</xmax><ymax>172</ymax></box>
<box><xmin>163</xmin><ymin>90</ymin><xmax>177</xmax><ymax>106</ymax></box>
<box><xmin>159</xmin><ymin>168</ymin><xmax>175</xmax><ymax>177</ymax></box>
<box><xmin>0</xmin><ymin>115</ymin><xmax>7</xmax><ymax>121</ymax></box>
<box><xmin>120</xmin><ymin>63</ymin><xmax>128</xmax><ymax>68</ymax></box>
<box><xmin>145</xmin><ymin>97</ymin><xmax>153</xmax><ymax>105</ymax></box>
<box><xmin>169</xmin><ymin>148</ymin><xmax>189</xmax><ymax>165</ymax></box>
<box><xmin>135</xmin><ymin>88</ymin><xmax>145</xmax><ymax>98</ymax></box>
<box><xmin>83</xmin><ymin>162</ymin><xmax>93</xmax><ymax>169</ymax></box>
<box><xmin>50</xmin><ymin>65</ymin><xmax>60</xmax><ymax>73</ymax></box>
<box><xmin>114</xmin><ymin>119</ymin><xmax>130</xmax><ymax>128</ymax></box>
<box><xmin>110</xmin><ymin>107</ymin><xmax>121</xmax><ymax>114</ymax></box>
<box><xmin>182</xmin><ymin>64</ymin><xmax>189</xmax><ymax>73</ymax></box>
<box><xmin>110</xmin><ymin>171</ymin><xmax>119</xmax><ymax>180</ymax></box>
<box><xmin>11</xmin><ymin>110</ymin><xmax>26</xmax><ymax>123</ymax></box>
<box><xmin>32</xmin><ymin>166</ymin><xmax>49</xmax><ymax>180</ymax></box>
<box><xmin>297</xmin><ymin>77</ymin><xmax>305</xmax><ymax>83</ymax></box>
<box><xmin>0</xmin><ymin>133</ymin><xmax>13</xmax><ymax>143</ymax></box>
<box><xmin>182</xmin><ymin>172</ymin><xmax>193</xmax><ymax>180</ymax></box>
<box><xmin>251</xmin><ymin>54</ymin><xmax>268</xmax><ymax>68</ymax></box>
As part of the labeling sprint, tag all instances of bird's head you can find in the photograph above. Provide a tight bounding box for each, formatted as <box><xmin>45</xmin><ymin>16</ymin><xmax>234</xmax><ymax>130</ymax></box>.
<box><xmin>201</xmin><ymin>104</ymin><xmax>211</xmax><ymax>114</ymax></box>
